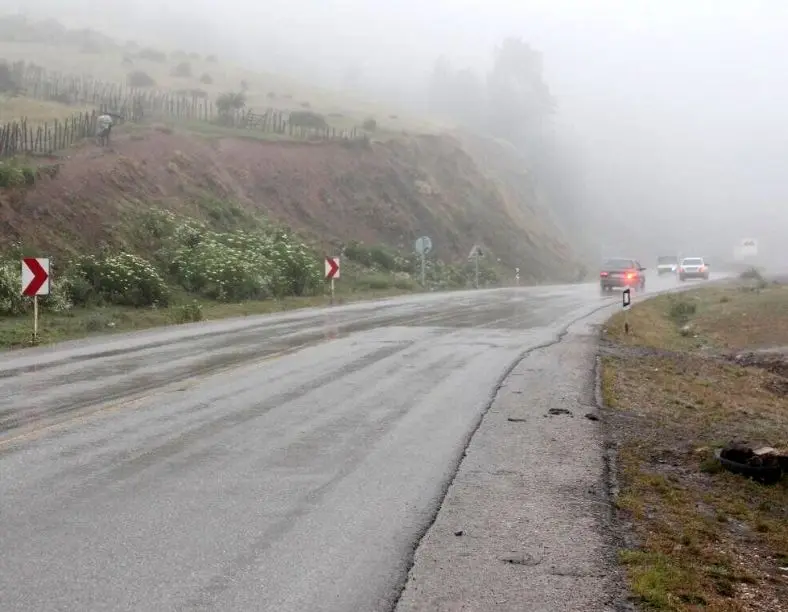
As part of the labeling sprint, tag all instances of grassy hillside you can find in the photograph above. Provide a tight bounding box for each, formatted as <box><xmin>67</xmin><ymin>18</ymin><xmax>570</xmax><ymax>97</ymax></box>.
<box><xmin>1</xmin><ymin>125</ymin><xmax>580</xmax><ymax>280</ymax></box>
<box><xmin>0</xmin><ymin>15</ymin><xmax>585</xmax><ymax>347</ymax></box>
<box><xmin>0</xmin><ymin>14</ymin><xmax>437</xmax><ymax>135</ymax></box>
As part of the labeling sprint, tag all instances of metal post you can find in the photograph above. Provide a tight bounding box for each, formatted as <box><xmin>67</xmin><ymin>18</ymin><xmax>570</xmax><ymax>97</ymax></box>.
<box><xmin>421</xmin><ymin>253</ymin><xmax>426</xmax><ymax>287</ymax></box>
<box><xmin>330</xmin><ymin>278</ymin><xmax>335</xmax><ymax>305</ymax></box>
<box><xmin>33</xmin><ymin>295</ymin><xmax>38</xmax><ymax>343</ymax></box>
<box><xmin>475</xmin><ymin>252</ymin><xmax>479</xmax><ymax>289</ymax></box>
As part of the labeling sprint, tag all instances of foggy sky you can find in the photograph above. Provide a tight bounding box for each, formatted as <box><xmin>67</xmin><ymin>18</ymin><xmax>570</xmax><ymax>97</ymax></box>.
<box><xmin>5</xmin><ymin>0</ymin><xmax>788</xmax><ymax>264</ymax></box>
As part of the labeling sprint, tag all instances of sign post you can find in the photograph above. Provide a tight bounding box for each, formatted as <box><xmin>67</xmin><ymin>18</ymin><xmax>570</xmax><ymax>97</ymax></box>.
<box><xmin>622</xmin><ymin>287</ymin><xmax>631</xmax><ymax>334</ymax></box>
<box><xmin>324</xmin><ymin>256</ymin><xmax>340</xmax><ymax>305</ymax></box>
<box><xmin>21</xmin><ymin>257</ymin><xmax>50</xmax><ymax>344</ymax></box>
<box><xmin>414</xmin><ymin>236</ymin><xmax>433</xmax><ymax>287</ymax></box>
<box><xmin>468</xmin><ymin>245</ymin><xmax>483</xmax><ymax>289</ymax></box>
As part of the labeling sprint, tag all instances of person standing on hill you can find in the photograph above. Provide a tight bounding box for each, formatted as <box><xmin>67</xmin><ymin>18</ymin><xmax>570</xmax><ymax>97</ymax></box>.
<box><xmin>96</xmin><ymin>113</ymin><xmax>113</xmax><ymax>146</ymax></box>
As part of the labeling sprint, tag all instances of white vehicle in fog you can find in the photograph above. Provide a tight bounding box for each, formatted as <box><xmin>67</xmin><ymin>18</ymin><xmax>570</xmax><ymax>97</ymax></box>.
<box><xmin>678</xmin><ymin>257</ymin><xmax>710</xmax><ymax>281</ymax></box>
<box><xmin>656</xmin><ymin>255</ymin><xmax>679</xmax><ymax>275</ymax></box>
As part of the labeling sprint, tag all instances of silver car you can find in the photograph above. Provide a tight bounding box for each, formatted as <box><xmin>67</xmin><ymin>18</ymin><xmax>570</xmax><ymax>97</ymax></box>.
<box><xmin>678</xmin><ymin>257</ymin><xmax>710</xmax><ymax>281</ymax></box>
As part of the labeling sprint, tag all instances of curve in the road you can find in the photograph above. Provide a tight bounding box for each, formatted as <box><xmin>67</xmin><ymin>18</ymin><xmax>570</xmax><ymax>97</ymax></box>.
<box><xmin>0</xmin><ymin>274</ymin><xmax>722</xmax><ymax>611</ymax></box>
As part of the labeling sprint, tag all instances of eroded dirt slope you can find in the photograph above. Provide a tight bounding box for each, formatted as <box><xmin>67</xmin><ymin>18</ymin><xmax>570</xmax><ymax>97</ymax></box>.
<box><xmin>0</xmin><ymin>127</ymin><xmax>581</xmax><ymax>282</ymax></box>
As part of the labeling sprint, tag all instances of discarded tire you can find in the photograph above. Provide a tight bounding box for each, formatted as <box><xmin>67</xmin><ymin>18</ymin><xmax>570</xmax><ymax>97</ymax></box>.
<box><xmin>715</xmin><ymin>448</ymin><xmax>783</xmax><ymax>485</ymax></box>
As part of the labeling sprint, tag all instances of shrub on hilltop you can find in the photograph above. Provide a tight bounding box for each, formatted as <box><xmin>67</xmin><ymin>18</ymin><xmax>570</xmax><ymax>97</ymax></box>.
<box><xmin>288</xmin><ymin>110</ymin><xmax>329</xmax><ymax>130</ymax></box>
<box><xmin>171</xmin><ymin>61</ymin><xmax>192</xmax><ymax>78</ymax></box>
<box><xmin>216</xmin><ymin>91</ymin><xmax>246</xmax><ymax>114</ymax></box>
<box><xmin>215</xmin><ymin>91</ymin><xmax>246</xmax><ymax>125</ymax></box>
<box><xmin>127</xmin><ymin>70</ymin><xmax>156</xmax><ymax>88</ymax></box>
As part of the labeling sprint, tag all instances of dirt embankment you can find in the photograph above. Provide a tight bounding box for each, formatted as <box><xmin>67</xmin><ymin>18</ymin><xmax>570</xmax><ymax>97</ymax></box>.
<box><xmin>0</xmin><ymin>127</ymin><xmax>580</xmax><ymax>282</ymax></box>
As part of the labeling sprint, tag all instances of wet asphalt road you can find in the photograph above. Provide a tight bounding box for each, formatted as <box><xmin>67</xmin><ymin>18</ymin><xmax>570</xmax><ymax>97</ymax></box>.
<box><xmin>0</xmin><ymin>275</ymin><xmax>696</xmax><ymax>611</ymax></box>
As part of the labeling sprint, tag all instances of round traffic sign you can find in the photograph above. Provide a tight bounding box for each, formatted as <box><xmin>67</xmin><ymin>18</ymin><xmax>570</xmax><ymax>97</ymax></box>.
<box><xmin>414</xmin><ymin>236</ymin><xmax>433</xmax><ymax>255</ymax></box>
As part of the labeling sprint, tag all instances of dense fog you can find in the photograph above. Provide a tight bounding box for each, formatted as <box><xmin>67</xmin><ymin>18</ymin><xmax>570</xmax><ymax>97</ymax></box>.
<box><xmin>6</xmin><ymin>0</ymin><xmax>787</xmax><ymax>268</ymax></box>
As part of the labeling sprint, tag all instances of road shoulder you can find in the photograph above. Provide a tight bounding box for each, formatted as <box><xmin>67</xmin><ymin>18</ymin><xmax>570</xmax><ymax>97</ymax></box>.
<box><xmin>600</xmin><ymin>281</ymin><xmax>788</xmax><ymax>610</ymax></box>
<box><xmin>395</xmin><ymin>309</ymin><xmax>628</xmax><ymax>611</ymax></box>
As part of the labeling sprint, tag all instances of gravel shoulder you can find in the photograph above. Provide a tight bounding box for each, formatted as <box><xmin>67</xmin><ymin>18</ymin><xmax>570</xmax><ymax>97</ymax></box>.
<box><xmin>395</xmin><ymin>308</ymin><xmax>627</xmax><ymax>611</ymax></box>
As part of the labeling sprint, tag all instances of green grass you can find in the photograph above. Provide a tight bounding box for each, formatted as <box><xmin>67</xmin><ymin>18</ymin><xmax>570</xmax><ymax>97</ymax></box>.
<box><xmin>0</xmin><ymin>36</ymin><xmax>440</xmax><ymax>136</ymax></box>
<box><xmin>604</xmin><ymin>283</ymin><xmax>788</xmax><ymax>351</ymax></box>
<box><xmin>163</xmin><ymin>120</ymin><xmax>302</xmax><ymax>142</ymax></box>
<box><xmin>602</xmin><ymin>281</ymin><xmax>788</xmax><ymax>611</ymax></box>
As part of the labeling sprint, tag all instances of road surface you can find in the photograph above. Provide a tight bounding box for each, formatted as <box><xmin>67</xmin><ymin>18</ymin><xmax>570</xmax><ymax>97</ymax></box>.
<box><xmin>0</xmin><ymin>275</ymin><xmax>694</xmax><ymax>611</ymax></box>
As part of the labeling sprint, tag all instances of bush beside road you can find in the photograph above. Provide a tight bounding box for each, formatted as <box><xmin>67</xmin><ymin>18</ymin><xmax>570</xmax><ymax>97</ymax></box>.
<box><xmin>0</xmin><ymin>208</ymin><xmax>506</xmax><ymax>350</ymax></box>
<box><xmin>601</xmin><ymin>279</ymin><xmax>788</xmax><ymax>610</ymax></box>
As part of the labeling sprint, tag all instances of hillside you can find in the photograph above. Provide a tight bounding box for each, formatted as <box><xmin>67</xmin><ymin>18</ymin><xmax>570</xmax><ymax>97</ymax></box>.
<box><xmin>0</xmin><ymin>14</ymin><xmax>439</xmax><ymax>136</ymax></box>
<box><xmin>0</xmin><ymin>13</ymin><xmax>589</xmax><ymax>346</ymax></box>
<box><xmin>0</xmin><ymin>15</ymin><xmax>591</xmax><ymax>346</ymax></box>
<box><xmin>0</xmin><ymin>125</ymin><xmax>581</xmax><ymax>283</ymax></box>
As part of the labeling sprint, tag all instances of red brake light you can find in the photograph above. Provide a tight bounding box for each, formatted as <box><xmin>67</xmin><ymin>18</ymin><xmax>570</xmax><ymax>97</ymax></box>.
<box><xmin>699</xmin><ymin>265</ymin><xmax>706</xmax><ymax>272</ymax></box>
<box><xmin>625</xmin><ymin>270</ymin><xmax>636</xmax><ymax>279</ymax></box>
<box><xmin>600</xmin><ymin>271</ymin><xmax>608</xmax><ymax>277</ymax></box>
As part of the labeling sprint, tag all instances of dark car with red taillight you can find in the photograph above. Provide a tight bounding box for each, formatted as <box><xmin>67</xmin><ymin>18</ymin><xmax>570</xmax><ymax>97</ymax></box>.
<box><xmin>599</xmin><ymin>258</ymin><xmax>646</xmax><ymax>293</ymax></box>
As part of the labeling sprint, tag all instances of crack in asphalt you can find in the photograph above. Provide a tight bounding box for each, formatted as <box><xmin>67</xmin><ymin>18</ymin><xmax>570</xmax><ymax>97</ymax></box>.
<box><xmin>388</xmin><ymin>298</ymin><xmax>621</xmax><ymax>611</ymax></box>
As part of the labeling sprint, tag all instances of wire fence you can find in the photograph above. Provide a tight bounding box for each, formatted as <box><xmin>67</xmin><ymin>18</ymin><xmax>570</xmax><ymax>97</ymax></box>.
<box><xmin>0</xmin><ymin>61</ymin><xmax>363</xmax><ymax>157</ymax></box>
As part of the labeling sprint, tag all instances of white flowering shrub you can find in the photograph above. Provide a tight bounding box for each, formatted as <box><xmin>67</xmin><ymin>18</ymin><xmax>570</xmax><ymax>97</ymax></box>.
<box><xmin>173</xmin><ymin>237</ymin><xmax>271</xmax><ymax>301</ymax></box>
<box><xmin>1</xmin><ymin>207</ymin><xmax>322</xmax><ymax>312</ymax></box>
<box><xmin>138</xmin><ymin>208</ymin><xmax>178</xmax><ymax>240</ymax></box>
<box><xmin>71</xmin><ymin>252</ymin><xmax>169</xmax><ymax>307</ymax></box>
<box><xmin>0</xmin><ymin>259</ymin><xmax>71</xmax><ymax>315</ymax></box>
<box><xmin>170</xmin><ymin>225</ymin><xmax>321</xmax><ymax>301</ymax></box>
<box><xmin>268</xmin><ymin>236</ymin><xmax>321</xmax><ymax>297</ymax></box>
<box><xmin>172</xmin><ymin>218</ymin><xmax>207</xmax><ymax>249</ymax></box>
